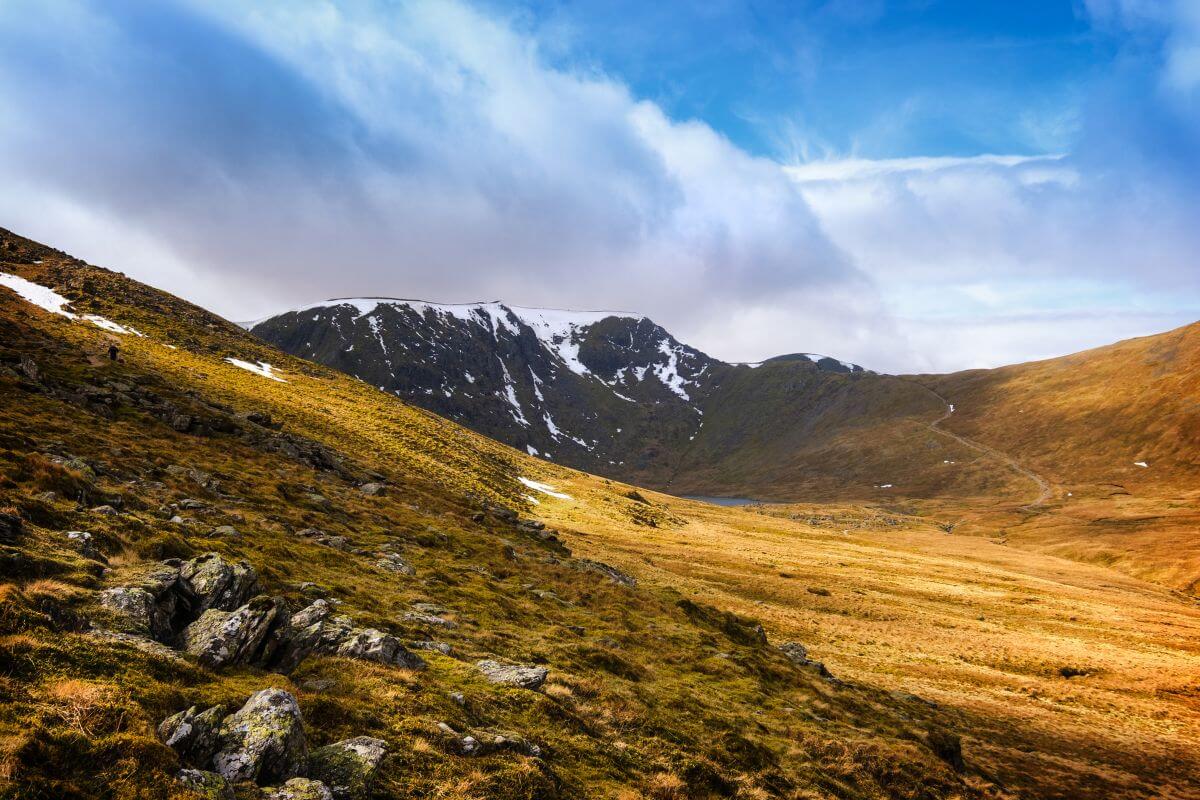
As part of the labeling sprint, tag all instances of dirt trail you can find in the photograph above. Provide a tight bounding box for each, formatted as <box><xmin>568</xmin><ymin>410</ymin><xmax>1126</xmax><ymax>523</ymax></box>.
<box><xmin>917</xmin><ymin>384</ymin><xmax>1053</xmax><ymax>508</ymax></box>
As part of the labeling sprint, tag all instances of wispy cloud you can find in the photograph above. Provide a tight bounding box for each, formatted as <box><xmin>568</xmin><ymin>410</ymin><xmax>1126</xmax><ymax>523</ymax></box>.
<box><xmin>0</xmin><ymin>0</ymin><xmax>1196</xmax><ymax>374</ymax></box>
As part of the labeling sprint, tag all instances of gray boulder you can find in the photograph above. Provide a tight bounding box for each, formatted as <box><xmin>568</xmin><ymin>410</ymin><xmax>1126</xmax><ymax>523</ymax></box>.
<box><xmin>176</xmin><ymin>769</ymin><xmax>235</xmax><ymax>800</ymax></box>
<box><xmin>375</xmin><ymin>553</ymin><xmax>414</xmax><ymax>575</ymax></box>
<box><xmin>212</xmin><ymin>689</ymin><xmax>308</xmax><ymax>784</ymax></box>
<box><xmin>262</xmin><ymin>778</ymin><xmax>334</xmax><ymax>800</ymax></box>
<box><xmin>180</xmin><ymin>553</ymin><xmax>260</xmax><ymax>613</ymax></box>
<box><xmin>99</xmin><ymin>587</ymin><xmax>170</xmax><ymax>639</ymax></box>
<box><xmin>158</xmin><ymin>704</ymin><xmax>226</xmax><ymax>766</ymax></box>
<box><xmin>336</xmin><ymin>629</ymin><xmax>425</xmax><ymax>670</ymax></box>
<box><xmin>182</xmin><ymin>596</ymin><xmax>287</xmax><ymax>669</ymax></box>
<box><xmin>308</xmin><ymin>737</ymin><xmax>388</xmax><ymax>800</ymax></box>
<box><xmin>268</xmin><ymin>600</ymin><xmax>354</xmax><ymax>674</ymax></box>
<box><xmin>358</xmin><ymin>482</ymin><xmax>385</xmax><ymax>496</ymax></box>
<box><xmin>476</xmin><ymin>660</ymin><xmax>547</xmax><ymax>690</ymax></box>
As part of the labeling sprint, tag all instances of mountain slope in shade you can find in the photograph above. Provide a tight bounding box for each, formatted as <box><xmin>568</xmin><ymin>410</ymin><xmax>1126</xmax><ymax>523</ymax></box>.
<box><xmin>251</xmin><ymin>298</ymin><xmax>865</xmax><ymax>484</ymax></box>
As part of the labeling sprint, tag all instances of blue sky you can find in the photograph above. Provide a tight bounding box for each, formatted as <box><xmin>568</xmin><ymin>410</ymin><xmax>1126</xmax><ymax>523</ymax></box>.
<box><xmin>0</xmin><ymin>0</ymin><xmax>1197</xmax><ymax>372</ymax></box>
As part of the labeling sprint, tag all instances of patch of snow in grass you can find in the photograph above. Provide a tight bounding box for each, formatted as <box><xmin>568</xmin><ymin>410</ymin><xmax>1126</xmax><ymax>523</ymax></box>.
<box><xmin>1134</xmin><ymin>461</ymin><xmax>1148</xmax><ymax>468</ymax></box>
<box><xmin>83</xmin><ymin>314</ymin><xmax>145</xmax><ymax>336</ymax></box>
<box><xmin>225</xmin><ymin>358</ymin><xmax>287</xmax><ymax>383</ymax></box>
<box><xmin>518</xmin><ymin>476</ymin><xmax>572</xmax><ymax>500</ymax></box>
<box><xmin>525</xmin><ymin>494</ymin><xmax>540</xmax><ymax>505</ymax></box>
<box><xmin>0</xmin><ymin>271</ymin><xmax>77</xmax><ymax>317</ymax></box>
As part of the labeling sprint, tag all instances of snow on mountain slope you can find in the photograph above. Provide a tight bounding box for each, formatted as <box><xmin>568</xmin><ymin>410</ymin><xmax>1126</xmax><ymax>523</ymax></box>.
<box><xmin>251</xmin><ymin>297</ymin><xmax>869</xmax><ymax>485</ymax></box>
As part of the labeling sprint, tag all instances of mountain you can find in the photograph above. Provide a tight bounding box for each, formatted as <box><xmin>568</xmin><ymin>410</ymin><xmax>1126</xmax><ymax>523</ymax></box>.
<box><xmin>249</xmin><ymin>299</ymin><xmax>933</xmax><ymax>494</ymax></box>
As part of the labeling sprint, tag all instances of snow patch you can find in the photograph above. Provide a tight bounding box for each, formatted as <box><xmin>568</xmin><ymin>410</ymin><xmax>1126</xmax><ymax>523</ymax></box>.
<box><xmin>225</xmin><ymin>358</ymin><xmax>287</xmax><ymax>383</ymax></box>
<box><xmin>0</xmin><ymin>271</ymin><xmax>77</xmax><ymax>317</ymax></box>
<box><xmin>1134</xmin><ymin>461</ymin><xmax>1148</xmax><ymax>468</ymax></box>
<box><xmin>518</xmin><ymin>477</ymin><xmax>572</xmax><ymax>500</ymax></box>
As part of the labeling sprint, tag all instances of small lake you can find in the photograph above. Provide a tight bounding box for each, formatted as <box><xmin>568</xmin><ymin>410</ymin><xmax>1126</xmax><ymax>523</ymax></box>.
<box><xmin>681</xmin><ymin>495</ymin><xmax>771</xmax><ymax>507</ymax></box>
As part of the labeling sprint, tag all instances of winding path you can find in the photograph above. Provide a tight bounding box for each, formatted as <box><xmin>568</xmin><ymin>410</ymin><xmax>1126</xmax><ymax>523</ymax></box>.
<box><xmin>915</xmin><ymin>384</ymin><xmax>1053</xmax><ymax>509</ymax></box>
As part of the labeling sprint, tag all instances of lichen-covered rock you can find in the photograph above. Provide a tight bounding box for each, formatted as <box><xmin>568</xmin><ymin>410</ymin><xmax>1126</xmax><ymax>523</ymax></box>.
<box><xmin>476</xmin><ymin>659</ymin><xmax>548</xmax><ymax>690</ymax></box>
<box><xmin>308</xmin><ymin>737</ymin><xmax>387</xmax><ymax>800</ymax></box>
<box><xmin>181</xmin><ymin>596</ymin><xmax>287</xmax><ymax>668</ymax></box>
<box><xmin>159</xmin><ymin>704</ymin><xmax>226</xmax><ymax>766</ymax></box>
<box><xmin>176</xmin><ymin>768</ymin><xmax>235</xmax><ymax>800</ymax></box>
<box><xmin>358</xmin><ymin>482</ymin><xmax>385</xmax><ymax>496</ymax></box>
<box><xmin>66</xmin><ymin>531</ymin><xmax>104</xmax><ymax>562</ymax></box>
<box><xmin>99</xmin><ymin>586</ymin><xmax>166</xmax><ymax>638</ymax></box>
<box><xmin>336</xmin><ymin>629</ymin><xmax>425</xmax><ymax>670</ymax></box>
<box><xmin>212</xmin><ymin>689</ymin><xmax>308</xmax><ymax>785</ymax></box>
<box><xmin>262</xmin><ymin>778</ymin><xmax>334</xmax><ymax>800</ymax></box>
<box><xmin>268</xmin><ymin>600</ymin><xmax>355</xmax><ymax>674</ymax></box>
<box><xmin>180</xmin><ymin>552</ymin><xmax>260</xmax><ymax>613</ymax></box>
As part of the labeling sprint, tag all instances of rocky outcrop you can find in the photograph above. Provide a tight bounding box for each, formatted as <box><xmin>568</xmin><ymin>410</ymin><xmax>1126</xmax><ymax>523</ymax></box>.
<box><xmin>162</xmin><ymin>691</ymin><xmax>384</xmax><ymax>800</ymax></box>
<box><xmin>574</xmin><ymin>558</ymin><xmax>636</xmax><ymax>587</ymax></box>
<box><xmin>179</xmin><ymin>552</ymin><xmax>259</xmax><ymax>614</ymax></box>
<box><xmin>307</xmin><ymin>737</ymin><xmax>388</xmax><ymax>799</ymax></box>
<box><xmin>212</xmin><ymin>689</ymin><xmax>308</xmax><ymax>784</ymax></box>
<box><xmin>181</xmin><ymin>596</ymin><xmax>288</xmax><ymax>669</ymax></box>
<box><xmin>100</xmin><ymin>559</ymin><xmax>423</xmax><ymax>674</ymax></box>
<box><xmin>476</xmin><ymin>660</ymin><xmax>548</xmax><ymax>690</ymax></box>
<box><xmin>336</xmin><ymin>628</ymin><xmax>425</xmax><ymax>670</ymax></box>
<box><xmin>777</xmin><ymin>641</ymin><xmax>832</xmax><ymax>679</ymax></box>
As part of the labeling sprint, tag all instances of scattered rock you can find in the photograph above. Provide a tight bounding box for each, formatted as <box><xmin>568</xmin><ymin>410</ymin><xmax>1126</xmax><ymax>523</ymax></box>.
<box><xmin>476</xmin><ymin>660</ymin><xmax>547</xmax><ymax>690</ymax></box>
<box><xmin>777</xmin><ymin>642</ymin><xmax>809</xmax><ymax>666</ymax></box>
<box><xmin>175</xmin><ymin>768</ymin><xmax>235</xmax><ymax>800</ymax></box>
<box><xmin>358</xmin><ymin>483</ymin><xmax>385</xmax><ymax>496</ymax></box>
<box><xmin>212</xmin><ymin>689</ymin><xmax>308</xmax><ymax>785</ymax></box>
<box><xmin>159</xmin><ymin>704</ymin><xmax>227</xmax><ymax>766</ymax></box>
<box><xmin>262</xmin><ymin>778</ymin><xmax>334</xmax><ymax>800</ymax></box>
<box><xmin>91</xmin><ymin>504</ymin><xmax>119</xmax><ymax>516</ymax></box>
<box><xmin>178</xmin><ymin>499</ymin><xmax>209</xmax><ymax>510</ymax></box>
<box><xmin>376</xmin><ymin>553</ymin><xmax>415</xmax><ymax>576</ymax></box>
<box><xmin>182</xmin><ymin>596</ymin><xmax>288</xmax><ymax>669</ymax></box>
<box><xmin>308</xmin><ymin>736</ymin><xmax>388</xmax><ymax>800</ymax></box>
<box><xmin>402</xmin><ymin>611</ymin><xmax>455</xmax><ymax>628</ymax></box>
<box><xmin>66</xmin><ymin>530</ymin><xmax>104</xmax><ymax>562</ymax></box>
<box><xmin>210</xmin><ymin>525</ymin><xmax>241</xmax><ymax>538</ymax></box>
<box><xmin>336</xmin><ymin>629</ymin><xmax>425</xmax><ymax>670</ymax></box>
<box><xmin>574</xmin><ymin>558</ymin><xmax>636</xmax><ymax>587</ymax></box>
<box><xmin>409</xmin><ymin>640</ymin><xmax>452</xmax><ymax>655</ymax></box>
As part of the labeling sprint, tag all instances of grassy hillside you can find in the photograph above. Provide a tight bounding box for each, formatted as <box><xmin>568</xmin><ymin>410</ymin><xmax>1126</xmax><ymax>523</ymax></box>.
<box><xmin>0</xmin><ymin>230</ymin><xmax>1004</xmax><ymax>799</ymax></box>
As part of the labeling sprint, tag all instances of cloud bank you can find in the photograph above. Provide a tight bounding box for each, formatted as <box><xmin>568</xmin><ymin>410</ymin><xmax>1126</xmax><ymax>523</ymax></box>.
<box><xmin>0</xmin><ymin>0</ymin><xmax>1196</xmax><ymax>373</ymax></box>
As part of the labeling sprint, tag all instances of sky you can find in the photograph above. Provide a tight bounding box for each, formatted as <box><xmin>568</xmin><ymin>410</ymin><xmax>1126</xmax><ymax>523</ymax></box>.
<box><xmin>0</xmin><ymin>0</ymin><xmax>1198</xmax><ymax>373</ymax></box>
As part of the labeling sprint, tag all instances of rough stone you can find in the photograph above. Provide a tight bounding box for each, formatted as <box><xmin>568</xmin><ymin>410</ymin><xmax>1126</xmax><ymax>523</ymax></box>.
<box><xmin>308</xmin><ymin>736</ymin><xmax>388</xmax><ymax>800</ymax></box>
<box><xmin>159</xmin><ymin>704</ymin><xmax>227</xmax><ymax>766</ymax></box>
<box><xmin>212</xmin><ymin>689</ymin><xmax>308</xmax><ymax>785</ymax></box>
<box><xmin>182</xmin><ymin>596</ymin><xmax>287</xmax><ymax>669</ymax></box>
<box><xmin>336</xmin><ymin>629</ymin><xmax>425</xmax><ymax>670</ymax></box>
<box><xmin>262</xmin><ymin>778</ymin><xmax>334</xmax><ymax>800</ymax></box>
<box><xmin>175</xmin><ymin>769</ymin><xmax>235</xmax><ymax>800</ymax></box>
<box><xmin>358</xmin><ymin>482</ymin><xmax>385</xmax><ymax>496</ymax></box>
<box><xmin>476</xmin><ymin>660</ymin><xmax>547</xmax><ymax>690</ymax></box>
<box><xmin>375</xmin><ymin>553</ymin><xmax>414</xmax><ymax>575</ymax></box>
<box><xmin>99</xmin><ymin>586</ymin><xmax>164</xmax><ymax>638</ymax></box>
<box><xmin>180</xmin><ymin>552</ymin><xmax>260</xmax><ymax>613</ymax></box>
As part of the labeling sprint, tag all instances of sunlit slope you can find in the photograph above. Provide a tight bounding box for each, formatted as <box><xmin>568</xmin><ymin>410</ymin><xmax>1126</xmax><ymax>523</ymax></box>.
<box><xmin>527</xmin><ymin>481</ymin><xmax>1200</xmax><ymax>800</ymax></box>
<box><xmin>0</xmin><ymin>228</ymin><xmax>1008</xmax><ymax>798</ymax></box>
